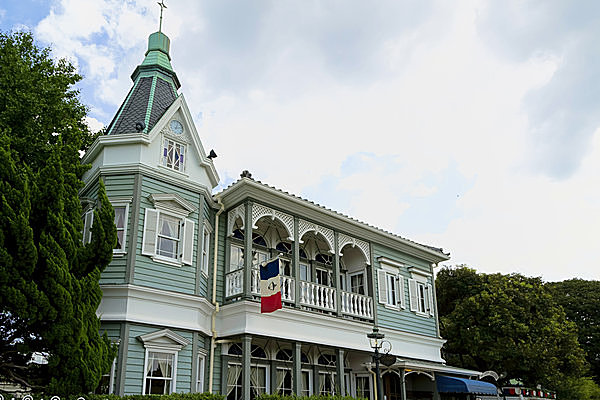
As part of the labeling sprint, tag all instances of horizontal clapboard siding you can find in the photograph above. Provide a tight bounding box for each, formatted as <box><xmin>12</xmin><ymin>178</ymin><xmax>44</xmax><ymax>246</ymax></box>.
<box><xmin>124</xmin><ymin>324</ymin><xmax>194</xmax><ymax>395</ymax></box>
<box><xmin>133</xmin><ymin>175</ymin><xmax>201</xmax><ymax>294</ymax></box>
<box><xmin>373</xmin><ymin>242</ymin><xmax>437</xmax><ymax>337</ymax></box>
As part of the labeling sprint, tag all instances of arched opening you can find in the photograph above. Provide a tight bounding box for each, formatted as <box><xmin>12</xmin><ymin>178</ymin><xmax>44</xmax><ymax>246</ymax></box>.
<box><xmin>299</xmin><ymin>231</ymin><xmax>333</xmax><ymax>286</ymax></box>
<box><xmin>340</xmin><ymin>244</ymin><xmax>369</xmax><ymax>295</ymax></box>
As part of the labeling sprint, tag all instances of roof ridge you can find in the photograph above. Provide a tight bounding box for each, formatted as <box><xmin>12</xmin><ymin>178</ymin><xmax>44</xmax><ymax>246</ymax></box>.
<box><xmin>215</xmin><ymin>176</ymin><xmax>448</xmax><ymax>257</ymax></box>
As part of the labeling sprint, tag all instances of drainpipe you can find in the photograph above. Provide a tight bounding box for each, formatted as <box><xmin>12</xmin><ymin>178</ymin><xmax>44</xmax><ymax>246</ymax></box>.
<box><xmin>366</xmin><ymin>364</ymin><xmax>379</xmax><ymax>400</ymax></box>
<box><xmin>208</xmin><ymin>197</ymin><xmax>225</xmax><ymax>393</ymax></box>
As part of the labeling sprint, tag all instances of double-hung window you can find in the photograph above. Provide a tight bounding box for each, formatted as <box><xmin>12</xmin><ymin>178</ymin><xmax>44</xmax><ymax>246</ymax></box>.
<box><xmin>141</xmin><ymin>194</ymin><xmax>196</xmax><ymax>266</ymax></box>
<box><xmin>113</xmin><ymin>204</ymin><xmax>128</xmax><ymax>253</ymax></box>
<box><xmin>144</xmin><ymin>351</ymin><xmax>175</xmax><ymax>394</ymax></box>
<box><xmin>377</xmin><ymin>267</ymin><xmax>405</xmax><ymax>310</ymax></box>
<box><xmin>408</xmin><ymin>270</ymin><xmax>435</xmax><ymax>317</ymax></box>
<box><xmin>201</xmin><ymin>223</ymin><xmax>212</xmax><ymax>275</ymax></box>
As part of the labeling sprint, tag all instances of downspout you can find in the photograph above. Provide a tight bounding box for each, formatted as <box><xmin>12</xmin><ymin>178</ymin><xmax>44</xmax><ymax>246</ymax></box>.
<box><xmin>208</xmin><ymin>197</ymin><xmax>225</xmax><ymax>393</ymax></box>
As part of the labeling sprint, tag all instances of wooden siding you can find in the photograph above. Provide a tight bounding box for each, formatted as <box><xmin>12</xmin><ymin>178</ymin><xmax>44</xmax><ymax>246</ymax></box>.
<box><xmin>124</xmin><ymin>324</ymin><xmax>194</xmax><ymax>395</ymax></box>
<box><xmin>212</xmin><ymin>343</ymin><xmax>222</xmax><ymax>394</ymax></box>
<box><xmin>215</xmin><ymin>216</ymin><xmax>226</xmax><ymax>303</ymax></box>
<box><xmin>133</xmin><ymin>175</ymin><xmax>201</xmax><ymax>294</ymax></box>
<box><xmin>373</xmin><ymin>242</ymin><xmax>437</xmax><ymax>337</ymax></box>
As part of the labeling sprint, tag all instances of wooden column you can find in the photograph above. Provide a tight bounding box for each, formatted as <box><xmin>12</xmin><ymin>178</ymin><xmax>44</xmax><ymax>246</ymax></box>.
<box><xmin>336</xmin><ymin>348</ymin><xmax>345</xmax><ymax>396</ymax></box>
<box><xmin>243</xmin><ymin>201</ymin><xmax>253</xmax><ymax>299</ymax></box>
<box><xmin>293</xmin><ymin>342</ymin><xmax>302</xmax><ymax>395</ymax></box>
<box><xmin>293</xmin><ymin>217</ymin><xmax>300</xmax><ymax>308</ymax></box>
<box><xmin>242</xmin><ymin>335</ymin><xmax>252</xmax><ymax>399</ymax></box>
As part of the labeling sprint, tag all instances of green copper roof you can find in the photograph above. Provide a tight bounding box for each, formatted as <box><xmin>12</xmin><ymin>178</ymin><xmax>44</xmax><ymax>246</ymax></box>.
<box><xmin>106</xmin><ymin>31</ymin><xmax>180</xmax><ymax>135</ymax></box>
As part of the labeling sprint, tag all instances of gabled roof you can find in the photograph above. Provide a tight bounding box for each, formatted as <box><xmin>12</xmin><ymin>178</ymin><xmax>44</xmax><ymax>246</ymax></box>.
<box><xmin>106</xmin><ymin>31</ymin><xmax>180</xmax><ymax>136</ymax></box>
<box><xmin>215</xmin><ymin>176</ymin><xmax>450</xmax><ymax>262</ymax></box>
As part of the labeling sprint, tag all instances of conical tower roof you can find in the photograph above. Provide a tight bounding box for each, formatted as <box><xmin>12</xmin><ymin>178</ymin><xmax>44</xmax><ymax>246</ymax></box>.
<box><xmin>106</xmin><ymin>31</ymin><xmax>181</xmax><ymax>135</ymax></box>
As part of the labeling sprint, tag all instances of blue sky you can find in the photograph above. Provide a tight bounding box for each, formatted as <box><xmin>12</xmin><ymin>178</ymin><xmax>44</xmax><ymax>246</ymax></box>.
<box><xmin>1</xmin><ymin>0</ymin><xmax>599</xmax><ymax>281</ymax></box>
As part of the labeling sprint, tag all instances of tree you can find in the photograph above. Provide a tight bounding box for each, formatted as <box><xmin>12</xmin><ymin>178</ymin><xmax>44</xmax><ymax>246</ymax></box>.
<box><xmin>0</xmin><ymin>31</ymin><xmax>116</xmax><ymax>394</ymax></box>
<box><xmin>548</xmin><ymin>279</ymin><xmax>600</xmax><ymax>384</ymax></box>
<box><xmin>436</xmin><ymin>266</ymin><xmax>587</xmax><ymax>390</ymax></box>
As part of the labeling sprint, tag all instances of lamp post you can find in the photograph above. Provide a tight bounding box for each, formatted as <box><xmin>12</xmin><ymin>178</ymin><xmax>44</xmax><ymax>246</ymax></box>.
<box><xmin>368</xmin><ymin>326</ymin><xmax>385</xmax><ymax>400</ymax></box>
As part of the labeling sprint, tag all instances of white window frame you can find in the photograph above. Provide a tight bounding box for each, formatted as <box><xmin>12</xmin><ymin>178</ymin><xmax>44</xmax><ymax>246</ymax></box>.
<box><xmin>142</xmin><ymin>207</ymin><xmax>195</xmax><ymax>267</ymax></box>
<box><xmin>111</xmin><ymin>200</ymin><xmax>130</xmax><ymax>255</ymax></box>
<box><xmin>301</xmin><ymin>368</ymin><xmax>313</xmax><ymax>396</ymax></box>
<box><xmin>161</xmin><ymin>137</ymin><xmax>187</xmax><ymax>173</ymax></box>
<box><xmin>275</xmin><ymin>367</ymin><xmax>293</xmax><ymax>395</ymax></box>
<box><xmin>196</xmin><ymin>353</ymin><xmax>206</xmax><ymax>393</ymax></box>
<box><xmin>377</xmin><ymin>263</ymin><xmax>406</xmax><ymax>310</ymax></box>
<box><xmin>142</xmin><ymin>348</ymin><xmax>178</xmax><ymax>395</ymax></box>
<box><xmin>229</xmin><ymin>244</ymin><xmax>244</xmax><ymax>272</ymax></box>
<box><xmin>201</xmin><ymin>222</ymin><xmax>212</xmax><ymax>276</ymax></box>
<box><xmin>299</xmin><ymin>262</ymin><xmax>311</xmax><ymax>282</ymax></box>
<box><xmin>353</xmin><ymin>373</ymin><xmax>373</xmax><ymax>400</ymax></box>
<box><xmin>408</xmin><ymin>267</ymin><xmax>435</xmax><ymax>317</ymax></box>
<box><xmin>349</xmin><ymin>270</ymin><xmax>366</xmax><ymax>295</ymax></box>
<box><xmin>82</xmin><ymin>208</ymin><xmax>94</xmax><ymax>244</ymax></box>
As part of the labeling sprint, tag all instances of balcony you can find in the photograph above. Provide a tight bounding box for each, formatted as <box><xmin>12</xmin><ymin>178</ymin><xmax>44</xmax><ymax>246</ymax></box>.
<box><xmin>225</xmin><ymin>268</ymin><xmax>373</xmax><ymax>320</ymax></box>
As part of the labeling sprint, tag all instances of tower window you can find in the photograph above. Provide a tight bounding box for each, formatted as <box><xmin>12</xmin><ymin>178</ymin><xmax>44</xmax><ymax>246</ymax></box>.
<box><xmin>162</xmin><ymin>139</ymin><xmax>185</xmax><ymax>172</ymax></box>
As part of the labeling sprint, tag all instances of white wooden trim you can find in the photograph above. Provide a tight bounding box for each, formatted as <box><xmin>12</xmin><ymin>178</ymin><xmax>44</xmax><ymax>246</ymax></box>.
<box><xmin>142</xmin><ymin>208</ymin><xmax>159</xmax><ymax>256</ymax></box>
<box><xmin>181</xmin><ymin>218</ymin><xmax>195</xmax><ymax>265</ymax></box>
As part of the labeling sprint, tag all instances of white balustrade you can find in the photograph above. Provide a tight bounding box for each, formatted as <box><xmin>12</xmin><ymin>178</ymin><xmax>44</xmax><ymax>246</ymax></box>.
<box><xmin>299</xmin><ymin>281</ymin><xmax>336</xmax><ymax>312</ymax></box>
<box><xmin>225</xmin><ymin>269</ymin><xmax>243</xmax><ymax>297</ymax></box>
<box><xmin>340</xmin><ymin>290</ymin><xmax>373</xmax><ymax>319</ymax></box>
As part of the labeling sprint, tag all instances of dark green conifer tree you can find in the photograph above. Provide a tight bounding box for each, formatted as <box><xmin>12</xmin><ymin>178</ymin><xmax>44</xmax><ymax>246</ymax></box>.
<box><xmin>0</xmin><ymin>31</ymin><xmax>116</xmax><ymax>394</ymax></box>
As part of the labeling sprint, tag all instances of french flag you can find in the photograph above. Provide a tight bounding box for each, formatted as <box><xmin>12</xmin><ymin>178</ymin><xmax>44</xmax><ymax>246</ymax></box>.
<box><xmin>260</xmin><ymin>258</ymin><xmax>282</xmax><ymax>313</ymax></box>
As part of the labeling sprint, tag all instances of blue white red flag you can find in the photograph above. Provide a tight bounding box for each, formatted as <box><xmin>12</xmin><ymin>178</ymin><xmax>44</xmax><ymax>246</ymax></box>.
<box><xmin>260</xmin><ymin>258</ymin><xmax>282</xmax><ymax>313</ymax></box>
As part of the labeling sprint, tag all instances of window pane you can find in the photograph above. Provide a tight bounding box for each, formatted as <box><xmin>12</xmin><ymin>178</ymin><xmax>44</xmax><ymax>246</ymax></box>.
<box><xmin>300</xmin><ymin>264</ymin><xmax>310</xmax><ymax>281</ymax></box>
<box><xmin>230</xmin><ymin>246</ymin><xmax>244</xmax><ymax>271</ymax></box>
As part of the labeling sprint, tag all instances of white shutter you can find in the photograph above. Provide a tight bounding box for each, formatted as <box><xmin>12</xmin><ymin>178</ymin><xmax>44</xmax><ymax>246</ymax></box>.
<box><xmin>398</xmin><ymin>275</ymin><xmax>406</xmax><ymax>309</ymax></box>
<box><xmin>377</xmin><ymin>270</ymin><xmax>388</xmax><ymax>304</ymax></box>
<box><xmin>181</xmin><ymin>218</ymin><xmax>195</xmax><ymax>265</ymax></box>
<box><xmin>408</xmin><ymin>279</ymin><xmax>419</xmax><ymax>312</ymax></box>
<box><xmin>142</xmin><ymin>209</ymin><xmax>159</xmax><ymax>256</ymax></box>
<box><xmin>83</xmin><ymin>210</ymin><xmax>94</xmax><ymax>244</ymax></box>
<box><xmin>427</xmin><ymin>283</ymin><xmax>435</xmax><ymax>316</ymax></box>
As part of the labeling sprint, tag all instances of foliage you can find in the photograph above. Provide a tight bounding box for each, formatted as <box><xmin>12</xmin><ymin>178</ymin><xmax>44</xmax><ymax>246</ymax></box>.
<box><xmin>548</xmin><ymin>279</ymin><xmax>600</xmax><ymax>384</ymax></box>
<box><xmin>436</xmin><ymin>266</ymin><xmax>587</xmax><ymax>390</ymax></box>
<box><xmin>0</xmin><ymin>31</ymin><xmax>116</xmax><ymax>394</ymax></box>
<box><xmin>555</xmin><ymin>376</ymin><xmax>600</xmax><ymax>400</ymax></box>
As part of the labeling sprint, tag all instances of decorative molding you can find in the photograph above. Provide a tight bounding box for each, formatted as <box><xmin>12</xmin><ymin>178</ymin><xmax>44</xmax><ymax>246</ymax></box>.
<box><xmin>138</xmin><ymin>328</ymin><xmax>191</xmax><ymax>350</ymax></box>
<box><xmin>298</xmin><ymin>219</ymin><xmax>335</xmax><ymax>252</ymax></box>
<box><xmin>98</xmin><ymin>284</ymin><xmax>215</xmax><ymax>336</ymax></box>
<box><xmin>227</xmin><ymin>204</ymin><xmax>246</xmax><ymax>236</ymax></box>
<box><xmin>377</xmin><ymin>256</ymin><xmax>405</xmax><ymax>269</ymax></box>
<box><xmin>338</xmin><ymin>233</ymin><xmax>370</xmax><ymax>264</ymax></box>
<box><xmin>251</xmin><ymin>204</ymin><xmax>294</xmax><ymax>240</ymax></box>
<box><xmin>149</xmin><ymin>193</ymin><xmax>196</xmax><ymax>215</ymax></box>
<box><xmin>217</xmin><ymin>300</ymin><xmax>445</xmax><ymax>363</ymax></box>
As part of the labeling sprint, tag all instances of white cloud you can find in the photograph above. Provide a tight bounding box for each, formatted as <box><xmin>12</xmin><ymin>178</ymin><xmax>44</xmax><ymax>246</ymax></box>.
<box><xmin>26</xmin><ymin>0</ymin><xmax>600</xmax><ymax>281</ymax></box>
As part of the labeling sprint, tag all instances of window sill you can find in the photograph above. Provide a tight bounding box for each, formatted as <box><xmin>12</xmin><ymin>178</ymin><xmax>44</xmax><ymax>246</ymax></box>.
<box><xmin>112</xmin><ymin>250</ymin><xmax>127</xmax><ymax>256</ymax></box>
<box><xmin>413</xmin><ymin>311</ymin><xmax>432</xmax><ymax>318</ymax></box>
<box><xmin>384</xmin><ymin>304</ymin><xmax>404</xmax><ymax>311</ymax></box>
<box><xmin>152</xmin><ymin>255</ymin><xmax>183</xmax><ymax>267</ymax></box>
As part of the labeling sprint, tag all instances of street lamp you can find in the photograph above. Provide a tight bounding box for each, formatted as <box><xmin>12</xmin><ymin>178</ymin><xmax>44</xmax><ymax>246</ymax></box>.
<box><xmin>367</xmin><ymin>326</ymin><xmax>385</xmax><ymax>400</ymax></box>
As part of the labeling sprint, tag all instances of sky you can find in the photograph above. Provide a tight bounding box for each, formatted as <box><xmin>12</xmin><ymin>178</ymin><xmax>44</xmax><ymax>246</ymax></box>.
<box><xmin>1</xmin><ymin>0</ymin><xmax>598</xmax><ymax>282</ymax></box>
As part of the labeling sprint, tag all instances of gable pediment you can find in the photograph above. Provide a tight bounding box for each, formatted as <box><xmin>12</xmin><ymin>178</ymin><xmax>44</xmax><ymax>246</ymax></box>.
<box><xmin>147</xmin><ymin>95</ymin><xmax>219</xmax><ymax>188</ymax></box>
<box><xmin>149</xmin><ymin>193</ymin><xmax>196</xmax><ymax>215</ymax></box>
<box><xmin>137</xmin><ymin>328</ymin><xmax>191</xmax><ymax>350</ymax></box>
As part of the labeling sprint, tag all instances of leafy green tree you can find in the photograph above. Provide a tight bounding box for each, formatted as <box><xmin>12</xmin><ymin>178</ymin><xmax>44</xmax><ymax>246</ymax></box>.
<box><xmin>0</xmin><ymin>31</ymin><xmax>116</xmax><ymax>394</ymax></box>
<box><xmin>436</xmin><ymin>266</ymin><xmax>586</xmax><ymax>390</ymax></box>
<box><xmin>548</xmin><ymin>279</ymin><xmax>600</xmax><ymax>384</ymax></box>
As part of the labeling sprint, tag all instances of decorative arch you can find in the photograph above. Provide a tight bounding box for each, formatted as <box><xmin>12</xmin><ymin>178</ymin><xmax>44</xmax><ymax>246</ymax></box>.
<box><xmin>298</xmin><ymin>219</ymin><xmax>335</xmax><ymax>253</ymax></box>
<box><xmin>338</xmin><ymin>233</ymin><xmax>370</xmax><ymax>264</ymax></box>
<box><xmin>227</xmin><ymin>204</ymin><xmax>245</xmax><ymax>236</ymax></box>
<box><xmin>251</xmin><ymin>204</ymin><xmax>294</xmax><ymax>241</ymax></box>
<box><xmin>404</xmin><ymin>370</ymin><xmax>435</xmax><ymax>381</ymax></box>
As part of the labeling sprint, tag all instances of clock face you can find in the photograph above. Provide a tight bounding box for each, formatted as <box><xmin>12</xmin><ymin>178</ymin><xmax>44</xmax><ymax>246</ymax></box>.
<box><xmin>170</xmin><ymin>120</ymin><xmax>184</xmax><ymax>134</ymax></box>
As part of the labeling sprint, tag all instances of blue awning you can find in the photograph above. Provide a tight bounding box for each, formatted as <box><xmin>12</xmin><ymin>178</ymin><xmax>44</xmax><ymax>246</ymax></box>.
<box><xmin>437</xmin><ymin>375</ymin><xmax>498</xmax><ymax>395</ymax></box>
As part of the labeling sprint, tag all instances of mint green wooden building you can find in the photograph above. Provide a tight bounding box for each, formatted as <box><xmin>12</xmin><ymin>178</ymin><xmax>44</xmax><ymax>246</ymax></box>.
<box><xmin>83</xmin><ymin>28</ymin><xmax>482</xmax><ymax>400</ymax></box>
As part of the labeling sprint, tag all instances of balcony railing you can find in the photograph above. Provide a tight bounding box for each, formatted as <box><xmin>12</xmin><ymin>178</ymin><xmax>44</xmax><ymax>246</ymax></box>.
<box><xmin>224</xmin><ymin>269</ymin><xmax>373</xmax><ymax>320</ymax></box>
<box><xmin>340</xmin><ymin>290</ymin><xmax>373</xmax><ymax>319</ymax></box>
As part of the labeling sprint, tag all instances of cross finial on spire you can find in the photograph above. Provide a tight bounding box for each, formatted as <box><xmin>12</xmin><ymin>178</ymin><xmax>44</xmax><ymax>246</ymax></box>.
<box><xmin>157</xmin><ymin>0</ymin><xmax>167</xmax><ymax>32</ymax></box>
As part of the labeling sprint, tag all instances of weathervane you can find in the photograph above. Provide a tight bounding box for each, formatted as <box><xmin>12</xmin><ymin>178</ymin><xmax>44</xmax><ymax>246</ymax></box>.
<box><xmin>157</xmin><ymin>0</ymin><xmax>167</xmax><ymax>32</ymax></box>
